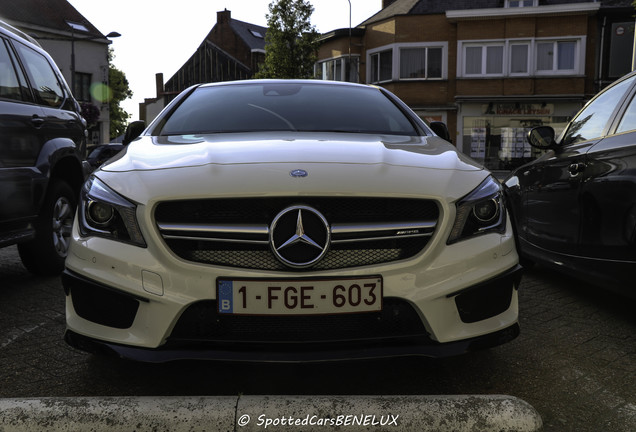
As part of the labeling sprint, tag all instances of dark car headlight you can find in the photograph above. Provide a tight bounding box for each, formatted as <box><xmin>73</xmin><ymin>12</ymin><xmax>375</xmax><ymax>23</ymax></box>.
<box><xmin>447</xmin><ymin>176</ymin><xmax>506</xmax><ymax>244</ymax></box>
<box><xmin>79</xmin><ymin>176</ymin><xmax>146</xmax><ymax>247</ymax></box>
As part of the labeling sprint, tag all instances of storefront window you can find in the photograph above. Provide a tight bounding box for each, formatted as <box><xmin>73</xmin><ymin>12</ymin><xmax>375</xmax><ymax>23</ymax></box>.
<box><xmin>462</xmin><ymin>103</ymin><xmax>571</xmax><ymax>170</ymax></box>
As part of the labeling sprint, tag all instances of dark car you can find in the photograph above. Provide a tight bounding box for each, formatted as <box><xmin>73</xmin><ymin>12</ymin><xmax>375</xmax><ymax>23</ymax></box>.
<box><xmin>86</xmin><ymin>143</ymin><xmax>124</xmax><ymax>171</ymax></box>
<box><xmin>85</xmin><ymin>122</ymin><xmax>145</xmax><ymax>171</ymax></box>
<box><xmin>0</xmin><ymin>20</ymin><xmax>87</xmax><ymax>275</ymax></box>
<box><xmin>504</xmin><ymin>70</ymin><xmax>636</xmax><ymax>298</ymax></box>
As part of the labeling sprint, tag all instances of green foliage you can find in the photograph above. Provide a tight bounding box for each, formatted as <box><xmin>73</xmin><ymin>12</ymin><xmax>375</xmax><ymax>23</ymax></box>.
<box><xmin>108</xmin><ymin>48</ymin><xmax>133</xmax><ymax>140</ymax></box>
<box><xmin>80</xmin><ymin>102</ymin><xmax>100</xmax><ymax>128</ymax></box>
<box><xmin>256</xmin><ymin>0</ymin><xmax>320</xmax><ymax>79</ymax></box>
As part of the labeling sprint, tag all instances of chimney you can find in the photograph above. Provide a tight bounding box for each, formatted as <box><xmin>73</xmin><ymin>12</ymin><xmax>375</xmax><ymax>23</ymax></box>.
<box><xmin>155</xmin><ymin>73</ymin><xmax>164</xmax><ymax>97</ymax></box>
<box><xmin>382</xmin><ymin>0</ymin><xmax>397</xmax><ymax>8</ymax></box>
<box><xmin>217</xmin><ymin>9</ymin><xmax>231</xmax><ymax>25</ymax></box>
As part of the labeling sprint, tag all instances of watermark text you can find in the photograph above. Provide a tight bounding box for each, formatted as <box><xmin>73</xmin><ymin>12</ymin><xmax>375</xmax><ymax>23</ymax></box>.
<box><xmin>237</xmin><ymin>413</ymin><xmax>400</xmax><ymax>428</ymax></box>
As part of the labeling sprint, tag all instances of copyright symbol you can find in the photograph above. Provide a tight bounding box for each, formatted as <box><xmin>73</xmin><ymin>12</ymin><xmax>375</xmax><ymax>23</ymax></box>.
<box><xmin>237</xmin><ymin>414</ymin><xmax>250</xmax><ymax>427</ymax></box>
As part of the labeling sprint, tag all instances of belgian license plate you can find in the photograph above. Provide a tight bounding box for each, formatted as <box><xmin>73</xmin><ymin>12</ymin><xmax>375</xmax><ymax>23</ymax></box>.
<box><xmin>217</xmin><ymin>276</ymin><xmax>382</xmax><ymax>315</ymax></box>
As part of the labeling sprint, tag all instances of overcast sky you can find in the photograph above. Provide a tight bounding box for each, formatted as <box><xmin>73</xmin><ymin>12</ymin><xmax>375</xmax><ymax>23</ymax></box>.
<box><xmin>66</xmin><ymin>0</ymin><xmax>381</xmax><ymax>121</ymax></box>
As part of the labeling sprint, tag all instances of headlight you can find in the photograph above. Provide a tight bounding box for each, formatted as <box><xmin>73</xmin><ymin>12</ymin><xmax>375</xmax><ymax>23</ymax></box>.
<box><xmin>447</xmin><ymin>176</ymin><xmax>506</xmax><ymax>244</ymax></box>
<box><xmin>79</xmin><ymin>176</ymin><xmax>146</xmax><ymax>247</ymax></box>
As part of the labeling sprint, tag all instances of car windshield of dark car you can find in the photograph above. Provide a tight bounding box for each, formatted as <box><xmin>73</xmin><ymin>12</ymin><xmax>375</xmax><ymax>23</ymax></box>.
<box><xmin>156</xmin><ymin>83</ymin><xmax>420</xmax><ymax>136</ymax></box>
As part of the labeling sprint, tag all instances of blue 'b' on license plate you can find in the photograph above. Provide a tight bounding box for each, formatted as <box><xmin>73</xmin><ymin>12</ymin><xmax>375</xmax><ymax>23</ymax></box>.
<box><xmin>218</xmin><ymin>280</ymin><xmax>233</xmax><ymax>313</ymax></box>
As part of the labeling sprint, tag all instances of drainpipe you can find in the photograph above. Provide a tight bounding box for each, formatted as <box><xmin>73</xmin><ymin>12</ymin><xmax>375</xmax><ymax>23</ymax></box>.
<box><xmin>599</xmin><ymin>16</ymin><xmax>606</xmax><ymax>92</ymax></box>
<box><xmin>633</xmin><ymin>17</ymin><xmax>636</xmax><ymax>71</ymax></box>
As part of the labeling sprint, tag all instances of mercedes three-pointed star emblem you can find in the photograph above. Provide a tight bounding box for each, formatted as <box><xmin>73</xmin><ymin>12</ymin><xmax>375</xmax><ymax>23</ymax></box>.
<box><xmin>270</xmin><ymin>205</ymin><xmax>330</xmax><ymax>268</ymax></box>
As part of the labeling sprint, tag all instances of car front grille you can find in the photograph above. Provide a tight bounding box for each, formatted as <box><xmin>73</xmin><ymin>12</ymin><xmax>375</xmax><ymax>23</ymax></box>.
<box><xmin>154</xmin><ymin>197</ymin><xmax>439</xmax><ymax>271</ymax></box>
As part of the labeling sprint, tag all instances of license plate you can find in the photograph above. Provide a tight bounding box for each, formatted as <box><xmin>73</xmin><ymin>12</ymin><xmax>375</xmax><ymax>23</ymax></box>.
<box><xmin>217</xmin><ymin>276</ymin><xmax>382</xmax><ymax>315</ymax></box>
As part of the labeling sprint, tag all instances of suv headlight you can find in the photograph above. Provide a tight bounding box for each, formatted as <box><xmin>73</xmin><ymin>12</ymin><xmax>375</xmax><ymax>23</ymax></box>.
<box><xmin>447</xmin><ymin>176</ymin><xmax>506</xmax><ymax>244</ymax></box>
<box><xmin>79</xmin><ymin>176</ymin><xmax>146</xmax><ymax>247</ymax></box>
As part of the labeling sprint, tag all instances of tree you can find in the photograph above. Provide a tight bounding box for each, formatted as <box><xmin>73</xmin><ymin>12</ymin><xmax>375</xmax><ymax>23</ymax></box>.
<box><xmin>108</xmin><ymin>48</ymin><xmax>133</xmax><ymax>140</ymax></box>
<box><xmin>256</xmin><ymin>0</ymin><xmax>320</xmax><ymax>79</ymax></box>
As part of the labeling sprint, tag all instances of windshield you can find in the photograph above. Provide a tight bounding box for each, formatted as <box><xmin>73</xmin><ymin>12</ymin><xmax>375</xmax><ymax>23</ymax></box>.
<box><xmin>156</xmin><ymin>83</ymin><xmax>420</xmax><ymax>136</ymax></box>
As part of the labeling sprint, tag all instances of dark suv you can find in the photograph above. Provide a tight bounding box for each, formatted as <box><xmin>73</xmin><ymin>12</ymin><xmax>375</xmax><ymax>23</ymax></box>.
<box><xmin>0</xmin><ymin>21</ymin><xmax>87</xmax><ymax>275</ymax></box>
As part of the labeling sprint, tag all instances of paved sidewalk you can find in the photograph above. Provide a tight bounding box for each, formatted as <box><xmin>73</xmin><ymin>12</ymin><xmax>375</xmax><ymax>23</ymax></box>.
<box><xmin>0</xmin><ymin>395</ymin><xmax>542</xmax><ymax>431</ymax></box>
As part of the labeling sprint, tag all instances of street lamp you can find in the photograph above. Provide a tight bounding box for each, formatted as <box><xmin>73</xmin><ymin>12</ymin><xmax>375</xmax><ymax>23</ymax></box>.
<box><xmin>347</xmin><ymin>0</ymin><xmax>351</xmax><ymax>82</ymax></box>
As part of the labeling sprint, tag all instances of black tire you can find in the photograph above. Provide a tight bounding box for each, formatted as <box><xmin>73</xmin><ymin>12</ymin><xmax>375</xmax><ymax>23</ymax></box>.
<box><xmin>18</xmin><ymin>179</ymin><xmax>77</xmax><ymax>276</ymax></box>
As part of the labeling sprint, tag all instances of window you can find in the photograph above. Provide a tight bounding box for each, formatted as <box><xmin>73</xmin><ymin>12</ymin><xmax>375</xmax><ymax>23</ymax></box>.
<box><xmin>370</xmin><ymin>50</ymin><xmax>392</xmax><ymax>83</ymax></box>
<box><xmin>463</xmin><ymin>114</ymin><xmax>567</xmax><ymax>171</ymax></box>
<box><xmin>510</xmin><ymin>44</ymin><xmax>529</xmax><ymax>74</ymax></box>
<box><xmin>428</xmin><ymin>48</ymin><xmax>442</xmax><ymax>78</ymax></box>
<box><xmin>536</xmin><ymin>41</ymin><xmax>577</xmax><ymax>73</ymax></box>
<box><xmin>0</xmin><ymin>39</ymin><xmax>29</xmax><ymax>101</ymax></box>
<box><xmin>459</xmin><ymin>38</ymin><xmax>583</xmax><ymax>78</ymax></box>
<box><xmin>562</xmin><ymin>76</ymin><xmax>635</xmax><ymax>145</ymax></box>
<box><xmin>248</xmin><ymin>29</ymin><xmax>264</xmax><ymax>39</ymax></box>
<box><xmin>13</xmin><ymin>41</ymin><xmax>65</xmax><ymax>108</ymax></box>
<box><xmin>616</xmin><ymin>92</ymin><xmax>636</xmax><ymax>134</ymax></box>
<box><xmin>399</xmin><ymin>47</ymin><xmax>442</xmax><ymax>79</ymax></box>
<box><xmin>317</xmin><ymin>56</ymin><xmax>359</xmax><ymax>82</ymax></box>
<box><xmin>367</xmin><ymin>43</ymin><xmax>446</xmax><ymax>83</ymax></box>
<box><xmin>615</xmin><ymin>84</ymin><xmax>636</xmax><ymax>134</ymax></box>
<box><xmin>486</xmin><ymin>46</ymin><xmax>504</xmax><ymax>74</ymax></box>
<box><xmin>464</xmin><ymin>44</ymin><xmax>504</xmax><ymax>76</ymax></box>
<box><xmin>74</xmin><ymin>72</ymin><xmax>91</xmax><ymax>102</ymax></box>
<box><xmin>159</xmin><ymin>83</ymin><xmax>419</xmax><ymax>136</ymax></box>
<box><xmin>465</xmin><ymin>47</ymin><xmax>482</xmax><ymax>75</ymax></box>
<box><xmin>506</xmin><ymin>0</ymin><xmax>536</xmax><ymax>6</ymax></box>
<box><xmin>346</xmin><ymin>57</ymin><xmax>360</xmax><ymax>82</ymax></box>
<box><xmin>66</xmin><ymin>21</ymin><xmax>89</xmax><ymax>32</ymax></box>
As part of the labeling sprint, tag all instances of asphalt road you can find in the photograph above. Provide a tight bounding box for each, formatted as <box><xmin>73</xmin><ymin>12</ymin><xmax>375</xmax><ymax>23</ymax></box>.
<box><xmin>0</xmin><ymin>245</ymin><xmax>634</xmax><ymax>431</ymax></box>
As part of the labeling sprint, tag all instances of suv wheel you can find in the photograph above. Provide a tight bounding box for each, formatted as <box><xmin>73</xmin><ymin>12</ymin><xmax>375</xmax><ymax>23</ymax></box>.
<box><xmin>18</xmin><ymin>179</ymin><xmax>76</xmax><ymax>276</ymax></box>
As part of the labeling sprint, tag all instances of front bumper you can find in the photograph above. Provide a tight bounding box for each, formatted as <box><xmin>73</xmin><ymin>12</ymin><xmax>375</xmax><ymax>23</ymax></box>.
<box><xmin>64</xmin><ymin>323</ymin><xmax>520</xmax><ymax>363</ymax></box>
<box><xmin>62</xmin><ymin>262</ymin><xmax>522</xmax><ymax>362</ymax></box>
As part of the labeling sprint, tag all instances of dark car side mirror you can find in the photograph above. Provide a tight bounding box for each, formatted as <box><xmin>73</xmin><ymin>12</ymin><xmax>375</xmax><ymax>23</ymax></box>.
<box><xmin>429</xmin><ymin>121</ymin><xmax>452</xmax><ymax>143</ymax></box>
<box><xmin>122</xmin><ymin>120</ymin><xmax>146</xmax><ymax>146</ymax></box>
<box><xmin>527</xmin><ymin>126</ymin><xmax>556</xmax><ymax>149</ymax></box>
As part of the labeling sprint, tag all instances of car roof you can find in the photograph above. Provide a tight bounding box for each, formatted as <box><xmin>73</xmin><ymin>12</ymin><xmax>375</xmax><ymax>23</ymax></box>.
<box><xmin>0</xmin><ymin>19</ymin><xmax>42</xmax><ymax>47</ymax></box>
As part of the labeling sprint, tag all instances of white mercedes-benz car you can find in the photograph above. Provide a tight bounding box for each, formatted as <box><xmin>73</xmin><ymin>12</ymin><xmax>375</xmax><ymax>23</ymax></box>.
<box><xmin>63</xmin><ymin>80</ymin><xmax>521</xmax><ymax>362</ymax></box>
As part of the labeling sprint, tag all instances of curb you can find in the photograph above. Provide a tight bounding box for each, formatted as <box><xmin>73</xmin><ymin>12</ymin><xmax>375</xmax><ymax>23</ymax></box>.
<box><xmin>0</xmin><ymin>395</ymin><xmax>542</xmax><ymax>431</ymax></box>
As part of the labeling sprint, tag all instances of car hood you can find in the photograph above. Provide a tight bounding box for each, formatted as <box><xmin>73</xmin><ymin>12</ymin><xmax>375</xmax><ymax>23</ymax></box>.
<box><xmin>97</xmin><ymin>132</ymin><xmax>489</xmax><ymax>204</ymax></box>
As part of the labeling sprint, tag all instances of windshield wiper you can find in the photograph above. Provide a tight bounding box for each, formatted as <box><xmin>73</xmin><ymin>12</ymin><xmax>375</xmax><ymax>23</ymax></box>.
<box><xmin>247</xmin><ymin>104</ymin><xmax>297</xmax><ymax>131</ymax></box>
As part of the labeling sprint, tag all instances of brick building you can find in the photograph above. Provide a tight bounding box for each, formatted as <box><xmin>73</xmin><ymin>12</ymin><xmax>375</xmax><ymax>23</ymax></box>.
<box><xmin>317</xmin><ymin>0</ymin><xmax>635</xmax><ymax>171</ymax></box>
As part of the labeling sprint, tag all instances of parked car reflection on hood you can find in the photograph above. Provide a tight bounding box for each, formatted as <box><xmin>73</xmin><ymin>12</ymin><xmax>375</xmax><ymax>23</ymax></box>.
<box><xmin>85</xmin><ymin>121</ymin><xmax>146</xmax><ymax>172</ymax></box>
<box><xmin>86</xmin><ymin>143</ymin><xmax>124</xmax><ymax>171</ymax></box>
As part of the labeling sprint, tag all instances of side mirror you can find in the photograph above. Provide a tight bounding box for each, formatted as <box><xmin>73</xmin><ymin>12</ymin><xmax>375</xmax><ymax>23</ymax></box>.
<box><xmin>527</xmin><ymin>126</ymin><xmax>556</xmax><ymax>149</ymax></box>
<box><xmin>122</xmin><ymin>120</ymin><xmax>146</xmax><ymax>146</ymax></box>
<box><xmin>429</xmin><ymin>121</ymin><xmax>452</xmax><ymax>143</ymax></box>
